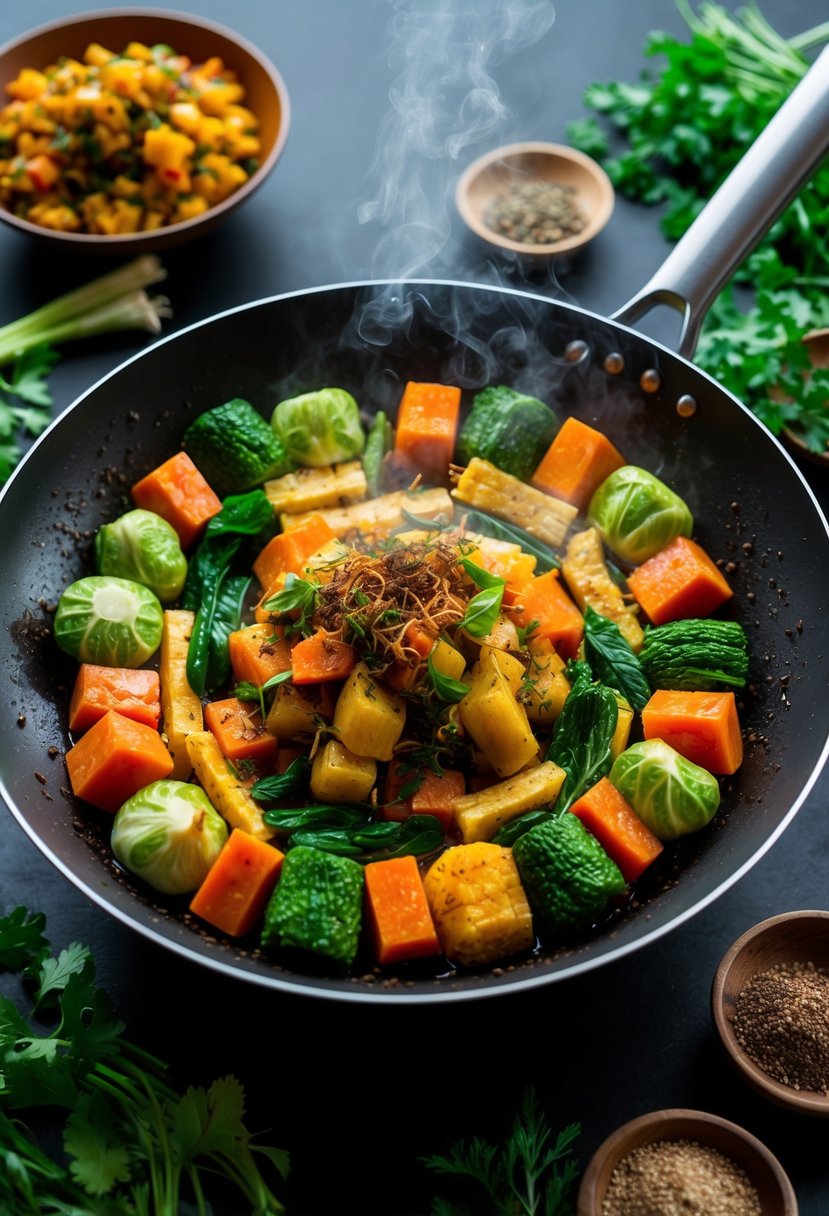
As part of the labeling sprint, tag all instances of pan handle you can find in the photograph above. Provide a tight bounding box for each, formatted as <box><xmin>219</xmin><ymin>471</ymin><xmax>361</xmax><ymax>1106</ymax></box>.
<box><xmin>611</xmin><ymin>44</ymin><xmax>829</xmax><ymax>358</ymax></box>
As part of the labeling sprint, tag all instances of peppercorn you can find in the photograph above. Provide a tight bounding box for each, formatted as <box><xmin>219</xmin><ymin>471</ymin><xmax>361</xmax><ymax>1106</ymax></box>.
<box><xmin>732</xmin><ymin>960</ymin><xmax>829</xmax><ymax>1093</ymax></box>
<box><xmin>602</xmin><ymin>1138</ymin><xmax>761</xmax><ymax>1216</ymax></box>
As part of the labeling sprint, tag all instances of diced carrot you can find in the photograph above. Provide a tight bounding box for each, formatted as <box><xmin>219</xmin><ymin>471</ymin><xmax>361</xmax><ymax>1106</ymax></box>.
<box><xmin>531</xmin><ymin>417</ymin><xmax>625</xmax><ymax>511</ymax></box>
<box><xmin>382</xmin><ymin>762</ymin><xmax>464</xmax><ymax>831</ymax></box>
<box><xmin>289</xmin><ymin>630</ymin><xmax>355</xmax><ymax>684</ymax></box>
<box><xmin>569</xmin><ymin>776</ymin><xmax>663</xmax><ymax>882</ymax></box>
<box><xmin>641</xmin><ymin>689</ymin><xmax>743</xmax><ymax>775</ymax></box>
<box><xmin>131</xmin><ymin>451</ymin><xmax>222</xmax><ymax>549</ymax></box>
<box><xmin>189</xmin><ymin>828</ymin><xmax>284</xmax><ymax>937</ymax></box>
<box><xmin>68</xmin><ymin>664</ymin><xmax>161</xmax><ymax>734</ymax></box>
<box><xmin>252</xmin><ymin>514</ymin><xmax>336</xmax><ymax>589</ymax></box>
<box><xmin>471</xmin><ymin>546</ymin><xmax>537</xmax><ymax>590</ymax></box>
<box><xmin>402</xmin><ymin>621</ymin><xmax>437</xmax><ymax>661</ymax></box>
<box><xmin>513</xmin><ymin>569</ymin><xmax>584</xmax><ymax>659</ymax></box>
<box><xmin>254</xmin><ymin>573</ymin><xmax>287</xmax><ymax>623</ymax></box>
<box><xmin>364</xmin><ymin>854</ymin><xmax>441</xmax><ymax>964</ymax></box>
<box><xmin>227</xmin><ymin>623</ymin><xmax>292</xmax><ymax>687</ymax></box>
<box><xmin>204</xmin><ymin>697</ymin><xmax>279</xmax><ymax>764</ymax></box>
<box><xmin>276</xmin><ymin>746</ymin><xmax>305</xmax><ymax>773</ymax></box>
<box><xmin>627</xmin><ymin>536</ymin><xmax>733</xmax><ymax>625</ymax></box>
<box><xmin>393</xmin><ymin>381</ymin><xmax>461</xmax><ymax>483</ymax></box>
<box><xmin>65</xmin><ymin>709</ymin><xmax>173</xmax><ymax>813</ymax></box>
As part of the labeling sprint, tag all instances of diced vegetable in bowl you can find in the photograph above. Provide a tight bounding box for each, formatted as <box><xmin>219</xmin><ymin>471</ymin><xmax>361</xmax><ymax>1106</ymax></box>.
<box><xmin>49</xmin><ymin>376</ymin><xmax>752</xmax><ymax>983</ymax></box>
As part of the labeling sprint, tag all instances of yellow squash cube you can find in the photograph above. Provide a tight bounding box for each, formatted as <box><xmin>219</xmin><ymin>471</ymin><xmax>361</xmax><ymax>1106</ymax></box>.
<box><xmin>453</xmin><ymin>761</ymin><xmax>566</xmax><ymax>843</ymax></box>
<box><xmin>519</xmin><ymin>639</ymin><xmax>571</xmax><ymax>725</ymax></box>
<box><xmin>423</xmin><ymin>842</ymin><xmax>534</xmax><ymax>967</ymax></box>
<box><xmin>310</xmin><ymin>739</ymin><xmax>377</xmax><ymax>803</ymax></box>
<box><xmin>430</xmin><ymin>638</ymin><xmax>466</xmax><ymax>682</ymax></box>
<box><xmin>332</xmin><ymin>662</ymin><xmax>405</xmax><ymax>761</ymax></box>
<box><xmin>265</xmin><ymin>683</ymin><xmax>330</xmax><ymax>743</ymax></box>
<box><xmin>459</xmin><ymin>651</ymin><xmax>538</xmax><ymax>778</ymax></box>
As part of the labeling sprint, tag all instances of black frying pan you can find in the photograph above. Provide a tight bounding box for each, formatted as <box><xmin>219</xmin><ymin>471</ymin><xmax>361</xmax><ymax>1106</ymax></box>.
<box><xmin>1</xmin><ymin>50</ymin><xmax>828</xmax><ymax>1003</ymax></box>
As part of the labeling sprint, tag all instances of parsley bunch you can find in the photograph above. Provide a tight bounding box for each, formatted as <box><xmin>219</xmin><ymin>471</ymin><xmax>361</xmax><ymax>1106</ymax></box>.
<box><xmin>0</xmin><ymin>906</ymin><xmax>287</xmax><ymax>1214</ymax></box>
<box><xmin>0</xmin><ymin>256</ymin><xmax>171</xmax><ymax>484</ymax></box>
<box><xmin>568</xmin><ymin>1</ymin><xmax>829</xmax><ymax>453</ymax></box>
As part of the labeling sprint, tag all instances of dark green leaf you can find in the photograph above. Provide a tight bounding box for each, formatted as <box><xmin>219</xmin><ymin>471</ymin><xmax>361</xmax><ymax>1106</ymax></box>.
<box><xmin>252</xmin><ymin>756</ymin><xmax>311</xmax><ymax>803</ymax></box>
<box><xmin>428</xmin><ymin>654</ymin><xmax>469</xmax><ymax>704</ymax></box>
<box><xmin>459</xmin><ymin>584</ymin><xmax>504</xmax><ymax>639</ymax></box>
<box><xmin>64</xmin><ymin>1092</ymin><xmax>132</xmax><ymax>1197</ymax></box>
<box><xmin>583</xmin><ymin>605</ymin><xmax>651</xmax><ymax>711</ymax></box>
<box><xmin>0</xmin><ymin>907</ymin><xmax>48</xmax><ymax>970</ymax></box>
<box><xmin>460</xmin><ymin>558</ymin><xmax>505</xmax><ymax>591</ymax></box>
<box><xmin>546</xmin><ymin>666</ymin><xmax>618</xmax><ymax>813</ymax></box>
<box><xmin>492</xmin><ymin>809</ymin><xmax>552</xmax><ymax>847</ymax></box>
<box><xmin>262</xmin><ymin>802</ymin><xmax>370</xmax><ymax>832</ymax></box>
<box><xmin>32</xmin><ymin>943</ymin><xmax>90</xmax><ymax>1013</ymax></box>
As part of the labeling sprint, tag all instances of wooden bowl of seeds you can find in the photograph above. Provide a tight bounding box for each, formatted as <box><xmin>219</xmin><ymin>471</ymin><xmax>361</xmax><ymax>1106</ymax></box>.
<box><xmin>712</xmin><ymin>910</ymin><xmax>829</xmax><ymax>1117</ymax></box>
<box><xmin>577</xmin><ymin>1108</ymin><xmax>797</xmax><ymax>1216</ymax></box>
<box><xmin>455</xmin><ymin>141</ymin><xmax>614</xmax><ymax>265</ymax></box>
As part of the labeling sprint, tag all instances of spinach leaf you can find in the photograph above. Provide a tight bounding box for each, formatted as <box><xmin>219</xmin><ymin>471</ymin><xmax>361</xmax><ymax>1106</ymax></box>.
<box><xmin>546</xmin><ymin>661</ymin><xmax>618</xmax><ymax>813</ymax></box>
<box><xmin>289</xmin><ymin>814</ymin><xmax>443</xmax><ymax>861</ymax></box>
<box><xmin>262</xmin><ymin>803</ymin><xmax>371</xmax><ymax>832</ymax></box>
<box><xmin>459</xmin><ymin>584</ymin><xmax>504</xmax><ymax>638</ymax></box>
<box><xmin>182</xmin><ymin>490</ymin><xmax>273</xmax><ymax>695</ymax></box>
<box><xmin>583</xmin><ymin>605</ymin><xmax>651</xmax><ymax>711</ymax></box>
<box><xmin>251</xmin><ymin>756</ymin><xmax>311</xmax><ymax>804</ymax></box>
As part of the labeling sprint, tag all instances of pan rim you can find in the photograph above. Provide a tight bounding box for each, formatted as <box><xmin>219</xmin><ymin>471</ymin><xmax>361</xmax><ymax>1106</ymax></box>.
<box><xmin>2</xmin><ymin>277</ymin><xmax>828</xmax><ymax>1003</ymax></box>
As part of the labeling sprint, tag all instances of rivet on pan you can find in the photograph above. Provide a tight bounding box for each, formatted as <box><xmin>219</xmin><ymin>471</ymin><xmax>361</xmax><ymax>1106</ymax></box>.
<box><xmin>676</xmin><ymin>394</ymin><xmax>698</xmax><ymax>418</ymax></box>
<box><xmin>604</xmin><ymin>352</ymin><xmax>625</xmax><ymax>374</ymax></box>
<box><xmin>564</xmin><ymin>340</ymin><xmax>588</xmax><ymax>362</ymax></box>
<box><xmin>640</xmin><ymin>368</ymin><xmax>662</xmax><ymax>393</ymax></box>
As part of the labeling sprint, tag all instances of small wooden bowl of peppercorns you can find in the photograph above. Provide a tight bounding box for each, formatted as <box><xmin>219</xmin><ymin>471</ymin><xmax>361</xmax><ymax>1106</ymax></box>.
<box><xmin>577</xmin><ymin>1108</ymin><xmax>797</xmax><ymax>1216</ymax></box>
<box><xmin>712</xmin><ymin>910</ymin><xmax>829</xmax><ymax>1117</ymax></box>
<box><xmin>455</xmin><ymin>141</ymin><xmax>614</xmax><ymax>266</ymax></box>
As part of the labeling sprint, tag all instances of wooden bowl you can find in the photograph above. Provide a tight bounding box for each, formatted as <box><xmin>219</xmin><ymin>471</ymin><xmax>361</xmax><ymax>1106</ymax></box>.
<box><xmin>455</xmin><ymin>141</ymin><xmax>614</xmax><ymax>265</ymax></box>
<box><xmin>0</xmin><ymin>8</ymin><xmax>290</xmax><ymax>254</ymax></box>
<box><xmin>712</xmin><ymin>910</ymin><xmax>829</xmax><ymax>1117</ymax></box>
<box><xmin>577</xmin><ymin>1108</ymin><xmax>797</xmax><ymax>1215</ymax></box>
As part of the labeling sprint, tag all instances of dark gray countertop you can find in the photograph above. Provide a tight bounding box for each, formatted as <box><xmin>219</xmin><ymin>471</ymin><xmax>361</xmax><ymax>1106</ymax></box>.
<box><xmin>1</xmin><ymin>2</ymin><xmax>828</xmax><ymax>1212</ymax></box>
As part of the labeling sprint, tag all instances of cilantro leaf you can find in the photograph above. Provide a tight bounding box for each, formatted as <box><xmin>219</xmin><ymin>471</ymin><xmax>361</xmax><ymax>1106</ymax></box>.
<box><xmin>0</xmin><ymin>907</ymin><xmax>48</xmax><ymax>970</ymax></box>
<box><xmin>2</xmin><ymin>345</ymin><xmax>59</xmax><ymax>406</ymax></box>
<box><xmin>64</xmin><ymin>1093</ymin><xmax>132</xmax><ymax>1197</ymax></box>
<box><xmin>32</xmin><ymin>942</ymin><xmax>92</xmax><ymax>1012</ymax></box>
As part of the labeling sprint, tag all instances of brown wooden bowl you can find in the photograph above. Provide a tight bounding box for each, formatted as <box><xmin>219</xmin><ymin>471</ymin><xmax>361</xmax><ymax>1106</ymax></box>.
<box><xmin>577</xmin><ymin>1108</ymin><xmax>797</xmax><ymax>1215</ymax></box>
<box><xmin>455</xmin><ymin>141</ymin><xmax>614</xmax><ymax>265</ymax></box>
<box><xmin>712</xmin><ymin>910</ymin><xmax>829</xmax><ymax>1117</ymax></box>
<box><xmin>0</xmin><ymin>8</ymin><xmax>290</xmax><ymax>254</ymax></box>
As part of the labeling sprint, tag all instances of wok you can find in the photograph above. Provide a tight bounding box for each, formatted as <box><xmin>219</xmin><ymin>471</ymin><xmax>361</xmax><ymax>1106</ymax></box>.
<box><xmin>1</xmin><ymin>50</ymin><xmax>828</xmax><ymax>1004</ymax></box>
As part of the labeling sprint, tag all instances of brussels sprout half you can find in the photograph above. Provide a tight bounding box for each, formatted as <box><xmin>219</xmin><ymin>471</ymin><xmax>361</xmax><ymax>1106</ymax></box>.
<box><xmin>271</xmin><ymin>387</ymin><xmax>365</xmax><ymax>467</ymax></box>
<box><xmin>112</xmin><ymin>780</ymin><xmax>228</xmax><ymax>895</ymax></box>
<box><xmin>609</xmin><ymin>738</ymin><xmax>720</xmax><ymax>839</ymax></box>
<box><xmin>588</xmin><ymin>465</ymin><xmax>693</xmax><ymax>564</ymax></box>
<box><xmin>54</xmin><ymin>576</ymin><xmax>163</xmax><ymax>668</ymax></box>
<box><xmin>95</xmin><ymin>508</ymin><xmax>187</xmax><ymax>602</ymax></box>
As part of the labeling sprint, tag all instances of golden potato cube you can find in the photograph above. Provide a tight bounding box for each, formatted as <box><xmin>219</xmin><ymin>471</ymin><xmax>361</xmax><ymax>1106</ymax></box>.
<box><xmin>430</xmin><ymin>638</ymin><xmax>466</xmax><ymax>682</ymax></box>
<box><xmin>310</xmin><ymin>739</ymin><xmax>377</xmax><ymax>803</ymax></box>
<box><xmin>610</xmin><ymin>694</ymin><xmax>634</xmax><ymax>760</ymax></box>
<box><xmin>519</xmin><ymin>639</ymin><xmax>571</xmax><ymax>725</ymax></box>
<box><xmin>454</xmin><ymin>761</ymin><xmax>566</xmax><ymax>843</ymax></box>
<box><xmin>265</xmin><ymin>683</ymin><xmax>330</xmax><ymax>743</ymax></box>
<box><xmin>333</xmin><ymin>662</ymin><xmax>406</xmax><ymax>761</ymax></box>
<box><xmin>423</xmin><ymin>842</ymin><xmax>534</xmax><ymax>967</ymax></box>
<box><xmin>459</xmin><ymin>655</ymin><xmax>538</xmax><ymax>778</ymax></box>
<box><xmin>479</xmin><ymin>644</ymin><xmax>525</xmax><ymax>694</ymax></box>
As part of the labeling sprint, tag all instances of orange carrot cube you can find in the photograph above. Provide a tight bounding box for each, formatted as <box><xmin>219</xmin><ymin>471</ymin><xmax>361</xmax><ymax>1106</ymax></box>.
<box><xmin>569</xmin><ymin>776</ymin><xmax>663</xmax><ymax>881</ymax></box>
<box><xmin>65</xmin><ymin>709</ymin><xmax>173</xmax><ymax>812</ymax></box>
<box><xmin>252</xmin><ymin>514</ymin><xmax>335</xmax><ymax>589</ymax></box>
<box><xmin>531</xmin><ymin>416</ymin><xmax>626</xmax><ymax>511</ymax></box>
<box><xmin>227</xmin><ymin>623</ymin><xmax>292</xmax><ymax>686</ymax></box>
<box><xmin>382</xmin><ymin>762</ymin><xmax>464</xmax><ymax>831</ymax></box>
<box><xmin>627</xmin><ymin>536</ymin><xmax>733</xmax><ymax>625</ymax></box>
<box><xmin>190</xmin><ymin>828</ymin><xmax>284</xmax><ymax>937</ymax></box>
<box><xmin>68</xmin><ymin>664</ymin><xmax>161</xmax><ymax>734</ymax></box>
<box><xmin>290</xmin><ymin>631</ymin><xmax>355</xmax><ymax>684</ymax></box>
<box><xmin>364</xmin><ymin>854</ymin><xmax>441</xmax><ymax>964</ymax></box>
<box><xmin>641</xmin><ymin>689</ymin><xmax>743</xmax><ymax>775</ymax></box>
<box><xmin>393</xmin><ymin>381</ymin><xmax>461</xmax><ymax>483</ymax></box>
<box><xmin>204</xmin><ymin>697</ymin><xmax>279</xmax><ymax>764</ymax></box>
<box><xmin>132</xmin><ymin>451</ymin><xmax>222</xmax><ymax>549</ymax></box>
<box><xmin>513</xmin><ymin>569</ymin><xmax>584</xmax><ymax>659</ymax></box>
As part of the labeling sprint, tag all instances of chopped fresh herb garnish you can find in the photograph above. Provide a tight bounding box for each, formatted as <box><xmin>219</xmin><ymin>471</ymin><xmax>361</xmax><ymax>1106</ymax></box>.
<box><xmin>459</xmin><ymin>583</ymin><xmax>505</xmax><ymax>638</ymax></box>
<box><xmin>252</xmin><ymin>756</ymin><xmax>312</xmax><ymax>803</ymax></box>
<box><xmin>428</xmin><ymin>653</ymin><xmax>469</xmax><ymax>703</ymax></box>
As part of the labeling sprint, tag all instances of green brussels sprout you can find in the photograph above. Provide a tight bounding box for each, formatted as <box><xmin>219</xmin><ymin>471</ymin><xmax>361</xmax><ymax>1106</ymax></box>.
<box><xmin>588</xmin><ymin>465</ymin><xmax>693</xmax><ymax>564</ymax></box>
<box><xmin>271</xmin><ymin>387</ymin><xmax>365</xmax><ymax>467</ymax></box>
<box><xmin>609</xmin><ymin>739</ymin><xmax>720</xmax><ymax>839</ymax></box>
<box><xmin>95</xmin><ymin>508</ymin><xmax>187</xmax><ymax>602</ymax></box>
<box><xmin>111</xmin><ymin>780</ymin><xmax>228</xmax><ymax>895</ymax></box>
<box><xmin>54</xmin><ymin>576</ymin><xmax>163</xmax><ymax>667</ymax></box>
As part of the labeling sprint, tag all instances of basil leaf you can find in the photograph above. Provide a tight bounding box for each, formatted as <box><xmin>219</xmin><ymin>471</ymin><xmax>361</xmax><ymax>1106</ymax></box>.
<box><xmin>234</xmin><ymin>681</ymin><xmax>260</xmax><ymax>702</ymax></box>
<box><xmin>262</xmin><ymin>802</ymin><xmax>370</xmax><ymax>831</ymax></box>
<box><xmin>583</xmin><ymin>605</ymin><xmax>651</xmax><ymax>712</ymax></box>
<box><xmin>288</xmin><ymin>829</ymin><xmax>364</xmax><ymax>856</ymax></box>
<box><xmin>427</xmin><ymin>653</ymin><xmax>468</xmax><ymax>703</ymax></box>
<box><xmin>546</xmin><ymin>670</ymin><xmax>618</xmax><ymax>813</ymax></box>
<box><xmin>459</xmin><ymin>584</ymin><xmax>504</xmax><ymax>638</ymax></box>
<box><xmin>288</xmin><ymin>813</ymin><xmax>444</xmax><ymax>861</ymax></box>
<box><xmin>202</xmin><ymin>490</ymin><xmax>273</xmax><ymax>538</ymax></box>
<box><xmin>460</xmin><ymin>557</ymin><xmax>506</xmax><ymax>591</ymax></box>
<box><xmin>252</xmin><ymin>757</ymin><xmax>311</xmax><ymax>803</ymax></box>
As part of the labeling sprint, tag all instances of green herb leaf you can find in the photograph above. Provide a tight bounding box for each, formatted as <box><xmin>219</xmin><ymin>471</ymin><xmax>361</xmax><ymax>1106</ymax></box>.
<box><xmin>252</xmin><ymin>756</ymin><xmax>311</xmax><ymax>803</ymax></box>
<box><xmin>262</xmin><ymin>803</ymin><xmax>371</xmax><ymax>832</ymax></box>
<box><xmin>0</xmin><ymin>345</ymin><xmax>59</xmax><ymax>407</ymax></box>
<box><xmin>583</xmin><ymin>605</ymin><xmax>651</xmax><ymax>711</ymax></box>
<box><xmin>31</xmin><ymin>942</ymin><xmax>90</xmax><ymax>1012</ymax></box>
<box><xmin>0</xmin><ymin>906</ymin><xmax>48</xmax><ymax>970</ymax></box>
<box><xmin>546</xmin><ymin>661</ymin><xmax>618</xmax><ymax>813</ymax></box>
<box><xmin>459</xmin><ymin>584</ymin><xmax>504</xmax><ymax>639</ymax></box>
<box><xmin>428</xmin><ymin>653</ymin><xmax>469</xmax><ymax>703</ymax></box>
<box><xmin>64</xmin><ymin>1092</ymin><xmax>132</xmax><ymax>1196</ymax></box>
<box><xmin>460</xmin><ymin>558</ymin><xmax>506</xmax><ymax>591</ymax></box>
<box><xmin>263</xmin><ymin>573</ymin><xmax>320</xmax><ymax>637</ymax></box>
<box><xmin>459</xmin><ymin>508</ymin><xmax>560</xmax><ymax>571</ymax></box>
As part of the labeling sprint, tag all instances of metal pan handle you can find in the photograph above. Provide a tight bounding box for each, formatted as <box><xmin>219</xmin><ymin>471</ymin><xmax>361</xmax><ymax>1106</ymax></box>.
<box><xmin>612</xmin><ymin>44</ymin><xmax>829</xmax><ymax>358</ymax></box>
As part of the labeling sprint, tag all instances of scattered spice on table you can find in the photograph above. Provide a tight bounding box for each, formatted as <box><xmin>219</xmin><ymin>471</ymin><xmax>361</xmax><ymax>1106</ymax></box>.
<box><xmin>732</xmin><ymin>959</ymin><xmax>829</xmax><ymax>1093</ymax></box>
<box><xmin>484</xmin><ymin>177</ymin><xmax>586</xmax><ymax>245</ymax></box>
<box><xmin>602</xmin><ymin>1138</ymin><xmax>761</xmax><ymax>1216</ymax></box>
